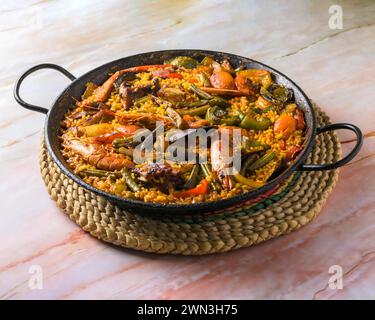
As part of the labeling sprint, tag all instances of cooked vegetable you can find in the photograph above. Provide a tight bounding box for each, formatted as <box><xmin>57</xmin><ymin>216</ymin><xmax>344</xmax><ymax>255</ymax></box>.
<box><xmin>167</xmin><ymin>56</ymin><xmax>198</xmax><ymax>69</ymax></box>
<box><xmin>234</xmin><ymin>74</ymin><xmax>258</xmax><ymax>96</ymax></box>
<box><xmin>247</xmin><ymin>151</ymin><xmax>276</xmax><ymax>171</ymax></box>
<box><xmin>240</xmin><ymin>154</ymin><xmax>259</xmax><ymax>175</ymax></box>
<box><xmin>174</xmin><ymin>179</ymin><xmax>209</xmax><ymax>198</ymax></box>
<box><xmin>197</xmin><ymin>73</ymin><xmax>211</xmax><ymax>87</ymax></box>
<box><xmin>208</xmin><ymin>96</ymin><xmax>230</xmax><ymax>107</ymax></box>
<box><xmin>205</xmin><ymin>106</ymin><xmax>227</xmax><ymax>124</ymax></box>
<box><xmin>210</xmin><ymin>70</ymin><xmax>235</xmax><ymax>89</ymax></box>
<box><xmin>81</xmin><ymin>168</ymin><xmax>117</xmax><ymax>179</ymax></box>
<box><xmin>82</xmin><ymin>82</ymin><xmax>98</xmax><ymax>99</ymax></box>
<box><xmin>200</xmin><ymin>163</ymin><xmax>221</xmax><ymax>191</ymax></box>
<box><xmin>121</xmin><ymin>168</ymin><xmax>140</xmax><ymax>192</ymax></box>
<box><xmin>183</xmin><ymin>164</ymin><xmax>199</xmax><ymax>189</ymax></box>
<box><xmin>190</xmin><ymin>83</ymin><xmax>212</xmax><ymax>99</ymax></box>
<box><xmin>233</xmin><ymin>173</ymin><xmax>263</xmax><ymax>188</ymax></box>
<box><xmin>166</xmin><ymin>107</ymin><xmax>186</xmax><ymax>129</ymax></box>
<box><xmin>237</xmin><ymin>69</ymin><xmax>272</xmax><ymax>88</ymax></box>
<box><xmin>294</xmin><ymin>108</ymin><xmax>305</xmax><ymax>130</ymax></box>
<box><xmin>274</xmin><ymin>114</ymin><xmax>296</xmax><ymax>138</ymax></box>
<box><xmin>198</xmin><ymin>87</ymin><xmax>243</xmax><ymax>96</ymax></box>
<box><xmin>180</xmin><ymin>104</ymin><xmax>210</xmax><ymax>116</ymax></box>
<box><xmin>62</xmin><ymin>57</ymin><xmax>306</xmax><ymax>204</ymax></box>
<box><xmin>261</xmin><ymin>84</ymin><xmax>293</xmax><ymax>105</ymax></box>
<box><xmin>239</xmin><ymin>115</ymin><xmax>271</xmax><ymax>130</ymax></box>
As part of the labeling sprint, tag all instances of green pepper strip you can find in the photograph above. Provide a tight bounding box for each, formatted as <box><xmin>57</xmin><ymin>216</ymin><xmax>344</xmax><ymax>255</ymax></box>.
<box><xmin>176</xmin><ymin>100</ymin><xmax>208</xmax><ymax>108</ymax></box>
<box><xmin>233</xmin><ymin>173</ymin><xmax>263</xmax><ymax>188</ymax></box>
<box><xmin>81</xmin><ymin>168</ymin><xmax>117</xmax><ymax>179</ymax></box>
<box><xmin>112</xmin><ymin>137</ymin><xmax>134</xmax><ymax>148</ymax></box>
<box><xmin>208</xmin><ymin>97</ymin><xmax>230</xmax><ymax>107</ymax></box>
<box><xmin>240</xmin><ymin>154</ymin><xmax>259</xmax><ymax>175</ymax></box>
<box><xmin>247</xmin><ymin>151</ymin><xmax>276</xmax><ymax>171</ymax></box>
<box><xmin>180</xmin><ymin>105</ymin><xmax>210</xmax><ymax>116</ymax></box>
<box><xmin>239</xmin><ymin>115</ymin><xmax>271</xmax><ymax>130</ymax></box>
<box><xmin>121</xmin><ymin>168</ymin><xmax>140</xmax><ymax>192</ymax></box>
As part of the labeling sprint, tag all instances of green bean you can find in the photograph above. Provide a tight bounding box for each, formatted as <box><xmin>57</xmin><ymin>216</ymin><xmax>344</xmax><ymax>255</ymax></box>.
<box><xmin>200</xmin><ymin>163</ymin><xmax>220</xmax><ymax>191</ymax></box>
<box><xmin>223</xmin><ymin>116</ymin><xmax>240</xmax><ymax>126</ymax></box>
<box><xmin>176</xmin><ymin>100</ymin><xmax>208</xmax><ymax>109</ymax></box>
<box><xmin>180</xmin><ymin>105</ymin><xmax>210</xmax><ymax>116</ymax></box>
<box><xmin>121</xmin><ymin>168</ymin><xmax>140</xmax><ymax>192</ymax></box>
<box><xmin>247</xmin><ymin>151</ymin><xmax>276</xmax><ymax>171</ymax></box>
<box><xmin>112</xmin><ymin>137</ymin><xmax>134</xmax><ymax>148</ymax></box>
<box><xmin>233</xmin><ymin>173</ymin><xmax>263</xmax><ymax>188</ymax></box>
<box><xmin>81</xmin><ymin>169</ymin><xmax>117</xmax><ymax>179</ymax></box>
<box><xmin>208</xmin><ymin>96</ymin><xmax>230</xmax><ymax>107</ymax></box>
<box><xmin>239</xmin><ymin>115</ymin><xmax>271</xmax><ymax>130</ymax></box>
<box><xmin>242</xmin><ymin>139</ymin><xmax>270</xmax><ymax>151</ymax></box>
<box><xmin>184</xmin><ymin>164</ymin><xmax>199</xmax><ymax>189</ymax></box>
<box><xmin>190</xmin><ymin>84</ymin><xmax>212</xmax><ymax>100</ymax></box>
<box><xmin>240</xmin><ymin>154</ymin><xmax>259</xmax><ymax>175</ymax></box>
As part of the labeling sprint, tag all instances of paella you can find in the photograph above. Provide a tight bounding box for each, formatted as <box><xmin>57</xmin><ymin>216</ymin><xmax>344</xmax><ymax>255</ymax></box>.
<box><xmin>61</xmin><ymin>56</ymin><xmax>306</xmax><ymax>204</ymax></box>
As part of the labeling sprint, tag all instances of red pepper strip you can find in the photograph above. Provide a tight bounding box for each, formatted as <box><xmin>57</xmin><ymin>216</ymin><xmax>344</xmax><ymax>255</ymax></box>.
<box><xmin>286</xmin><ymin>146</ymin><xmax>302</xmax><ymax>161</ymax></box>
<box><xmin>152</xmin><ymin>69</ymin><xmax>183</xmax><ymax>79</ymax></box>
<box><xmin>94</xmin><ymin>132</ymin><xmax>124</xmax><ymax>144</ymax></box>
<box><xmin>165</xmin><ymin>73</ymin><xmax>183</xmax><ymax>79</ymax></box>
<box><xmin>174</xmin><ymin>179</ymin><xmax>209</xmax><ymax>198</ymax></box>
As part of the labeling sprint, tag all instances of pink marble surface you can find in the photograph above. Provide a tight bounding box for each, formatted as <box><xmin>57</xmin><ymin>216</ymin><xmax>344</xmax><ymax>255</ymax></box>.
<box><xmin>1</xmin><ymin>0</ymin><xmax>374</xmax><ymax>299</ymax></box>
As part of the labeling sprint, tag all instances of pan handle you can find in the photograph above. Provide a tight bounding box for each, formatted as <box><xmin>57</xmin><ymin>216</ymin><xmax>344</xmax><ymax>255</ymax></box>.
<box><xmin>14</xmin><ymin>63</ymin><xmax>76</xmax><ymax>114</ymax></box>
<box><xmin>299</xmin><ymin>123</ymin><xmax>363</xmax><ymax>171</ymax></box>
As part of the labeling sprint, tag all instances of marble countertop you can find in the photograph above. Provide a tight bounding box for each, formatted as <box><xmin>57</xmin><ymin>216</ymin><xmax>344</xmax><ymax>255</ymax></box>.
<box><xmin>1</xmin><ymin>0</ymin><xmax>374</xmax><ymax>299</ymax></box>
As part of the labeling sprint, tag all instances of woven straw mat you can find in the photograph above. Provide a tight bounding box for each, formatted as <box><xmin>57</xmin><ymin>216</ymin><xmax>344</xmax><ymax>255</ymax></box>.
<box><xmin>40</xmin><ymin>105</ymin><xmax>341</xmax><ymax>255</ymax></box>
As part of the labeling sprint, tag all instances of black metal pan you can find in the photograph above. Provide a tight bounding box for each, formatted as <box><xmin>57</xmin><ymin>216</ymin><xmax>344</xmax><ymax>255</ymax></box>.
<box><xmin>14</xmin><ymin>50</ymin><xmax>363</xmax><ymax>214</ymax></box>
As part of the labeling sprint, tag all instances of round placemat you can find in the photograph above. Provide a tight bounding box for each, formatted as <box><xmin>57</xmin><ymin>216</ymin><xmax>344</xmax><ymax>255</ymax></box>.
<box><xmin>40</xmin><ymin>105</ymin><xmax>341</xmax><ymax>255</ymax></box>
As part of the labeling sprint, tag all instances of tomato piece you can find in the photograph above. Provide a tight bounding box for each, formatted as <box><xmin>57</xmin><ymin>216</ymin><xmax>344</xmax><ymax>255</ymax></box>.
<box><xmin>210</xmin><ymin>70</ymin><xmax>235</xmax><ymax>89</ymax></box>
<box><xmin>274</xmin><ymin>114</ymin><xmax>296</xmax><ymax>138</ymax></box>
<box><xmin>294</xmin><ymin>108</ymin><xmax>306</xmax><ymax>130</ymax></box>
<box><xmin>165</xmin><ymin>73</ymin><xmax>183</xmax><ymax>79</ymax></box>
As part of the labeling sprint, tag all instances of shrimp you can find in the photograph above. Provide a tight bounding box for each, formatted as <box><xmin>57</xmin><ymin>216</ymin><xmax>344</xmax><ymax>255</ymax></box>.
<box><xmin>120</xmin><ymin>113</ymin><xmax>173</xmax><ymax>128</ymax></box>
<box><xmin>81</xmin><ymin>65</ymin><xmax>172</xmax><ymax>107</ymax></box>
<box><xmin>67</xmin><ymin>140</ymin><xmax>134</xmax><ymax>171</ymax></box>
<box><xmin>210</xmin><ymin>127</ymin><xmax>241</xmax><ymax>189</ymax></box>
